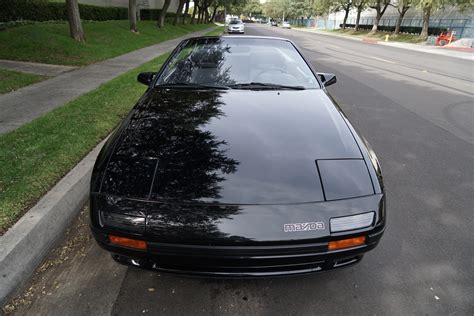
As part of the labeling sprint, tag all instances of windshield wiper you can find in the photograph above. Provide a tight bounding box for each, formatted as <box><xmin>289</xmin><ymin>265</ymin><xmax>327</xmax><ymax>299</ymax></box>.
<box><xmin>228</xmin><ymin>82</ymin><xmax>306</xmax><ymax>90</ymax></box>
<box><xmin>156</xmin><ymin>82</ymin><xmax>229</xmax><ymax>90</ymax></box>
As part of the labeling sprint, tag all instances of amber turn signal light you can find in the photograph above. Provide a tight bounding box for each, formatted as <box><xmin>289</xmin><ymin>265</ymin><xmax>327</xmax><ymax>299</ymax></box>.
<box><xmin>109</xmin><ymin>235</ymin><xmax>147</xmax><ymax>250</ymax></box>
<box><xmin>328</xmin><ymin>236</ymin><xmax>366</xmax><ymax>251</ymax></box>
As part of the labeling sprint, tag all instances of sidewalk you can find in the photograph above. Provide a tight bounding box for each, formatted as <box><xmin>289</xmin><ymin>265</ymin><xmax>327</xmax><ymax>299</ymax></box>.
<box><xmin>0</xmin><ymin>27</ymin><xmax>213</xmax><ymax>134</ymax></box>
<box><xmin>293</xmin><ymin>27</ymin><xmax>474</xmax><ymax>61</ymax></box>
<box><xmin>0</xmin><ymin>60</ymin><xmax>77</xmax><ymax>77</ymax></box>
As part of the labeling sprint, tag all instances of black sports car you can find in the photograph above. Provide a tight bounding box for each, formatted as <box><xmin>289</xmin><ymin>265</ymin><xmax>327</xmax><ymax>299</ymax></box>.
<box><xmin>90</xmin><ymin>36</ymin><xmax>385</xmax><ymax>277</ymax></box>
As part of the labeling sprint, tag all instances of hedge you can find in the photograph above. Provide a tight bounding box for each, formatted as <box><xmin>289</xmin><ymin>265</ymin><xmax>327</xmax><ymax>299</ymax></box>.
<box><xmin>0</xmin><ymin>0</ymin><xmax>183</xmax><ymax>23</ymax></box>
<box><xmin>342</xmin><ymin>23</ymin><xmax>445</xmax><ymax>36</ymax></box>
<box><xmin>140</xmin><ymin>9</ymin><xmax>179</xmax><ymax>21</ymax></box>
<box><xmin>0</xmin><ymin>0</ymin><xmax>128</xmax><ymax>22</ymax></box>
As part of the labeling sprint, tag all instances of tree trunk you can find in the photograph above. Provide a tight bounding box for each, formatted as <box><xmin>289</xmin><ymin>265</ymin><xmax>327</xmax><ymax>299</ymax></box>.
<box><xmin>204</xmin><ymin>7</ymin><xmax>209</xmax><ymax>24</ymax></box>
<box><xmin>371</xmin><ymin>11</ymin><xmax>382</xmax><ymax>33</ymax></box>
<box><xmin>157</xmin><ymin>0</ymin><xmax>171</xmax><ymax>28</ymax></box>
<box><xmin>191</xmin><ymin>1</ymin><xmax>198</xmax><ymax>24</ymax></box>
<box><xmin>173</xmin><ymin>0</ymin><xmax>185</xmax><ymax>25</ymax></box>
<box><xmin>393</xmin><ymin>7</ymin><xmax>409</xmax><ymax>35</ymax></box>
<box><xmin>355</xmin><ymin>5</ymin><xmax>362</xmax><ymax>31</ymax></box>
<box><xmin>129</xmin><ymin>0</ymin><xmax>137</xmax><ymax>32</ymax></box>
<box><xmin>369</xmin><ymin>2</ymin><xmax>389</xmax><ymax>34</ymax></box>
<box><xmin>66</xmin><ymin>0</ymin><xmax>85</xmax><ymax>42</ymax></box>
<box><xmin>419</xmin><ymin>4</ymin><xmax>431</xmax><ymax>40</ymax></box>
<box><xmin>342</xmin><ymin>6</ymin><xmax>350</xmax><ymax>30</ymax></box>
<box><xmin>198</xmin><ymin>8</ymin><xmax>203</xmax><ymax>24</ymax></box>
<box><xmin>183</xmin><ymin>0</ymin><xmax>190</xmax><ymax>24</ymax></box>
<box><xmin>209</xmin><ymin>5</ymin><xmax>217</xmax><ymax>23</ymax></box>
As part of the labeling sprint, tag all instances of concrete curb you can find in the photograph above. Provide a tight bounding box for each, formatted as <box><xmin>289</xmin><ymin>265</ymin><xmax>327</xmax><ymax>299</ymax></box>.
<box><xmin>361</xmin><ymin>38</ymin><xmax>378</xmax><ymax>44</ymax></box>
<box><xmin>0</xmin><ymin>139</ymin><xmax>106</xmax><ymax>306</ymax></box>
<box><xmin>441</xmin><ymin>46</ymin><xmax>474</xmax><ymax>51</ymax></box>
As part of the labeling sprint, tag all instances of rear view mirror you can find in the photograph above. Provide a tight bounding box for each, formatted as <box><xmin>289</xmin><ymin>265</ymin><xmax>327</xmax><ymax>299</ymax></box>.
<box><xmin>317</xmin><ymin>73</ymin><xmax>337</xmax><ymax>87</ymax></box>
<box><xmin>137</xmin><ymin>72</ymin><xmax>155</xmax><ymax>86</ymax></box>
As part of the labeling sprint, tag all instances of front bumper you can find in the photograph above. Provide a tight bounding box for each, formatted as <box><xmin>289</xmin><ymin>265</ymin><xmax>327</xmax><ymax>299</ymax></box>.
<box><xmin>227</xmin><ymin>29</ymin><xmax>244</xmax><ymax>33</ymax></box>
<box><xmin>92</xmin><ymin>225</ymin><xmax>384</xmax><ymax>277</ymax></box>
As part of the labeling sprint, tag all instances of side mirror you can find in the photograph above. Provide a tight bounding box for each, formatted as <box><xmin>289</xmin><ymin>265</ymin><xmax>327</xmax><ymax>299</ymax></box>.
<box><xmin>137</xmin><ymin>72</ymin><xmax>155</xmax><ymax>86</ymax></box>
<box><xmin>317</xmin><ymin>73</ymin><xmax>337</xmax><ymax>87</ymax></box>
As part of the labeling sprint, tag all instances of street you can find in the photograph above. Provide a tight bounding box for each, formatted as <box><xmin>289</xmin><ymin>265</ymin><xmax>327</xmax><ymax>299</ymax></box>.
<box><xmin>6</xmin><ymin>24</ymin><xmax>474</xmax><ymax>315</ymax></box>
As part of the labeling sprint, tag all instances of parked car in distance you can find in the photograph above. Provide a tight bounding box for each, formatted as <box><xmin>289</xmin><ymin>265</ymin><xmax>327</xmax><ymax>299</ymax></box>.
<box><xmin>282</xmin><ymin>21</ymin><xmax>291</xmax><ymax>29</ymax></box>
<box><xmin>90</xmin><ymin>36</ymin><xmax>385</xmax><ymax>277</ymax></box>
<box><xmin>227</xmin><ymin>19</ymin><xmax>245</xmax><ymax>34</ymax></box>
<box><xmin>271</xmin><ymin>20</ymin><xmax>278</xmax><ymax>27</ymax></box>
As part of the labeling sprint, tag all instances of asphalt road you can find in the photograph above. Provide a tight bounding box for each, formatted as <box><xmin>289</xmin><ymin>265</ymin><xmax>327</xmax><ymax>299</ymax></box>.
<box><xmin>5</xmin><ymin>24</ymin><xmax>473</xmax><ymax>316</ymax></box>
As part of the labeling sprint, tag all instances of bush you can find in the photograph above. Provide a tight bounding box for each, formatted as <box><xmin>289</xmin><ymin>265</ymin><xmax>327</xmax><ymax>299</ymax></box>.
<box><xmin>341</xmin><ymin>23</ymin><xmax>445</xmax><ymax>36</ymax></box>
<box><xmin>0</xmin><ymin>0</ymin><xmax>128</xmax><ymax>22</ymax></box>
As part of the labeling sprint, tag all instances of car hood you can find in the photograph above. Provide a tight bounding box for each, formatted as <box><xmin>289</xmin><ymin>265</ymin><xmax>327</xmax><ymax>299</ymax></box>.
<box><xmin>99</xmin><ymin>88</ymin><xmax>371</xmax><ymax>204</ymax></box>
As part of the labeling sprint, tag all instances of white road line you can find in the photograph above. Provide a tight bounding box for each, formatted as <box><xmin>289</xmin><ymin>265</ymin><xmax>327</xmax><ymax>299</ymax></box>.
<box><xmin>327</xmin><ymin>44</ymin><xmax>341</xmax><ymax>49</ymax></box>
<box><xmin>370</xmin><ymin>56</ymin><xmax>396</xmax><ymax>64</ymax></box>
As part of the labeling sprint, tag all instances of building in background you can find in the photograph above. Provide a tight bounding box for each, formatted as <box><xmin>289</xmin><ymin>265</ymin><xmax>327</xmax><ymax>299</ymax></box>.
<box><xmin>297</xmin><ymin>5</ymin><xmax>473</xmax><ymax>39</ymax></box>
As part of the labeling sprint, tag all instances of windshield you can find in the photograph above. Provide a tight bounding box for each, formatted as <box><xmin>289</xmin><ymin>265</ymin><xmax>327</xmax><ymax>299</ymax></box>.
<box><xmin>155</xmin><ymin>37</ymin><xmax>319</xmax><ymax>89</ymax></box>
<box><xmin>229</xmin><ymin>20</ymin><xmax>241</xmax><ymax>24</ymax></box>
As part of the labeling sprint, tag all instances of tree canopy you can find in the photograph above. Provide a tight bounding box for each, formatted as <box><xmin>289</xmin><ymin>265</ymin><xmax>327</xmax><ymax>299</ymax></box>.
<box><xmin>264</xmin><ymin>0</ymin><xmax>314</xmax><ymax>19</ymax></box>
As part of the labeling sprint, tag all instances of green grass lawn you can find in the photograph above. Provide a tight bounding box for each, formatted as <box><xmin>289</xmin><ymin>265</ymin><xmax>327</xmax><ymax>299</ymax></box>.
<box><xmin>0</xmin><ymin>20</ymin><xmax>213</xmax><ymax>66</ymax></box>
<box><xmin>204</xmin><ymin>26</ymin><xmax>224</xmax><ymax>36</ymax></box>
<box><xmin>0</xmin><ymin>53</ymin><xmax>170</xmax><ymax>234</ymax></box>
<box><xmin>0</xmin><ymin>69</ymin><xmax>47</xmax><ymax>94</ymax></box>
<box><xmin>331</xmin><ymin>29</ymin><xmax>425</xmax><ymax>43</ymax></box>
